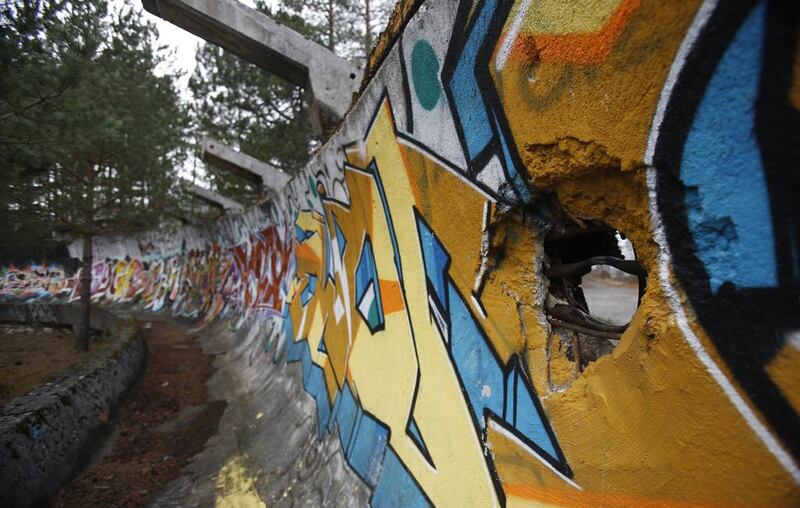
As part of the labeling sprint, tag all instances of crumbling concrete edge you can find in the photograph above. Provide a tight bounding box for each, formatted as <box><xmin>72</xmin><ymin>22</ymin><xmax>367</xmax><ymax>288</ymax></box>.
<box><xmin>0</xmin><ymin>303</ymin><xmax>148</xmax><ymax>508</ymax></box>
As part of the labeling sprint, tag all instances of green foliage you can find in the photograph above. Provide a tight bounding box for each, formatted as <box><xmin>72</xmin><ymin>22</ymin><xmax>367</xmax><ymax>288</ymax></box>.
<box><xmin>0</xmin><ymin>0</ymin><xmax>189</xmax><ymax>260</ymax></box>
<box><xmin>280</xmin><ymin>0</ymin><xmax>393</xmax><ymax>61</ymax></box>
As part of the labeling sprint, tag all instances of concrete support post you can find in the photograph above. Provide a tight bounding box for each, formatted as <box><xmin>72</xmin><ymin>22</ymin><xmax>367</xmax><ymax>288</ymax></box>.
<box><xmin>183</xmin><ymin>181</ymin><xmax>245</xmax><ymax>214</ymax></box>
<box><xmin>202</xmin><ymin>137</ymin><xmax>291</xmax><ymax>192</ymax></box>
<box><xmin>141</xmin><ymin>0</ymin><xmax>360</xmax><ymax>132</ymax></box>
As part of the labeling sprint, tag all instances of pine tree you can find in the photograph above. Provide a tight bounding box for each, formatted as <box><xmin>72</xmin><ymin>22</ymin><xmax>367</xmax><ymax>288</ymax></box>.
<box><xmin>1</xmin><ymin>0</ymin><xmax>94</xmax><ymax>262</ymax></box>
<box><xmin>279</xmin><ymin>0</ymin><xmax>392</xmax><ymax>63</ymax></box>
<box><xmin>0</xmin><ymin>0</ymin><xmax>189</xmax><ymax>350</ymax></box>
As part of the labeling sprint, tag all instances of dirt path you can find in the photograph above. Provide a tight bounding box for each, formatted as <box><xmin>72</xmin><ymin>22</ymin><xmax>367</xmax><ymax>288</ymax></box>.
<box><xmin>55</xmin><ymin>319</ymin><xmax>226</xmax><ymax>508</ymax></box>
<box><xmin>0</xmin><ymin>324</ymin><xmax>104</xmax><ymax>406</ymax></box>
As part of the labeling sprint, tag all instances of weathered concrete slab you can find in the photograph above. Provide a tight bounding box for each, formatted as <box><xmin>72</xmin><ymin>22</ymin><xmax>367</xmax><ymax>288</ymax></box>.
<box><xmin>144</xmin><ymin>316</ymin><xmax>370</xmax><ymax>507</ymax></box>
<box><xmin>141</xmin><ymin>0</ymin><xmax>360</xmax><ymax>132</ymax></box>
<box><xmin>169</xmin><ymin>210</ymin><xmax>200</xmax><ymax>226</ymax></box>
<box><xmin>202</xmin><ymin>137</ymin><xmax>291</xmax><ymax>191</ymax></box>
<box><xmin>183</xmin><ymin>182</ymin><xmax>244</xmax><ymax>214</ymax></box>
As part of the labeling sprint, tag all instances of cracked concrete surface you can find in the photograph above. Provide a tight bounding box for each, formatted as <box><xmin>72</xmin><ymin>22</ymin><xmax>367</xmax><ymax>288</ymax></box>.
<box><xmin>148</xmin><ymin>316</ymin><xmax>369</xmax><ymax>507</ymax></box>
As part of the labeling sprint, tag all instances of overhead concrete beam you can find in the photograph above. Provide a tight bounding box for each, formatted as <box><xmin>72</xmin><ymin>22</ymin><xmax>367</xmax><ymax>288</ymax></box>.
<box><xmin>170</xmin><ymin>211</ymin><xmax>200</xmax><ymax>226</ymax></box>
<box><xmin>183</xmin><ymin>182</ymin><xmax>244</xmax><ymax>214</ymax></box>
<box><xmin>141</xmin><ymin>0</ymin><xmax>360</xmax><ymax>132</ymax></box>
<box><xmin>202</xmin><ymin>137</ymin><xmax>291</xmax><ymax>192</ymax></box>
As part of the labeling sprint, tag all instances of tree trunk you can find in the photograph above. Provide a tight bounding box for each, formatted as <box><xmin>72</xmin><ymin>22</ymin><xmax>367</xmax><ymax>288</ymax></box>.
<box><xmin>327</xmin><ymin>0</ymin><xmax>335</xmax><ymax>50</ymax></box>
<box><xmin>365</xmin><ymin>0</ymin><xmax>372</xmax><ymax>57</ymax></box>
<box><xmin>78</xmin><ymin>157</ymin><xmax>96</xmax><ymax>353</ymax></box>
<box><xmin>77</xmin><ymin>233</ymin><xmax>92</xmax><ymax>352</ymax></box>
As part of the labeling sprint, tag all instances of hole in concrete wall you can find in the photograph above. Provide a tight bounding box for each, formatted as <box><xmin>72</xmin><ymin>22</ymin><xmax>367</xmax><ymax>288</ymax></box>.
<box><xmin>544</xmin><ymin>222</ymin><xmax>646</xmax><ymax>371</ymax></box>
<box><xmin>581</xmin><ymin>235</ymin><xmax>640</xmax><ymax>327</ymax></box>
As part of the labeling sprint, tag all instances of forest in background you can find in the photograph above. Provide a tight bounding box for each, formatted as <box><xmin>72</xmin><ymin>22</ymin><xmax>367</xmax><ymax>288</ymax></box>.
<box><xmin>0</xmin><ymin>0</ymin><xmax>394</xmax><ymax>263</ymax></box>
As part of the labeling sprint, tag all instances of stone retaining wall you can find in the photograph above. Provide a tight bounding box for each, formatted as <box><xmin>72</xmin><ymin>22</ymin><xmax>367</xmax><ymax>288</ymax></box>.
<box><xmin>0</xmin><ymin>303</ymin><xmax>147</xmax><ymax>508</ymax></box>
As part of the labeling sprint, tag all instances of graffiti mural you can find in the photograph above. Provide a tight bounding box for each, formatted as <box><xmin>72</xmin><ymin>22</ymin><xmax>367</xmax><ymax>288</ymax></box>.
<box><xmin>0</xmin><ymin>264</ymin><xmax>74</xmax><ymax>301</ymax></box>
<box><xmin>649</xmin><ymin>0</ymin><xmax>800</xmax><ymax>466</ymax></box>
<box><xmin>3</xmin><ymin>0</ymin><xmax>799</xmax><ymax>505</ymax></box>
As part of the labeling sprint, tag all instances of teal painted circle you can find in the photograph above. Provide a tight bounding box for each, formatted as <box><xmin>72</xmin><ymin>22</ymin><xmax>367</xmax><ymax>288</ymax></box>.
<box><xmin>411</xmin><ymin>40</ymin><xmax>441</xmax><ymax>111</ymax></box>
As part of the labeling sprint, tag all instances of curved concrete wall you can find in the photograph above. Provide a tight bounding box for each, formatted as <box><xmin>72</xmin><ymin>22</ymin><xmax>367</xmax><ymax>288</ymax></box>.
<box><xmin>0</xmin><ymin>304</ymin><xmax>147</xmax><ymax>507</ymax></box>
<box><xmin>2</xmin><ymin>0</ymin><xmax>799</xmax><ymax>505</ymax></box>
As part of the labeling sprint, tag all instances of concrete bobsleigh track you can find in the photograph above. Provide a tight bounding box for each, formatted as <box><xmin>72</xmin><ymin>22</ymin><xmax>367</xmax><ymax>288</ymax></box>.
<box><xmin>2</xmin><ymin>0</ymin><xmax>799</xmax><ymax>506</ymax></box>
<box><xmin>146</xmin><ymin>316</ymin><xmax>369</xmax><ymax>506</ymax></box>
